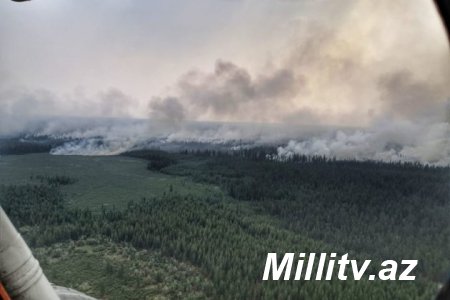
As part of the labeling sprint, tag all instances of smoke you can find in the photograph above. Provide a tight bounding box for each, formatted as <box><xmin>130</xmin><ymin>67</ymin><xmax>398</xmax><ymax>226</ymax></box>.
<box><xmin>148</xmin><ymin>60</ymin><xmax>302</xmax><ymax>124</ymax></box>
<box><xmin>149</xmin><ymin>97</ymin><xmax>186</xmax><ymax>124</ymax></box>
<box><xmin>0</xmin><ymin>87</ymin><xmax>137</xmax><ymax>135</ymax></box>
<box><xmin>148</xmin><ymin>0</ymin><xmax>449</xmax><ymax>126</ymax></box>
<box><xmin>32</xmin><ymin>118</ymin><xmax>328</xmax><ymax>156</ymax></box>
<box><xmin>142</xmin><ymin>0</ymin><xmax>450</xmax><ymax>165</ymax></box>
<box><xmin>1</xmin><ymin>0</ymin><xmax>449</xmax><ymax>165</ymax></box>
<box><xmin>274</xmin><ymin>120</ymin><xmax>450</xmax><ymax>166</ymax></box>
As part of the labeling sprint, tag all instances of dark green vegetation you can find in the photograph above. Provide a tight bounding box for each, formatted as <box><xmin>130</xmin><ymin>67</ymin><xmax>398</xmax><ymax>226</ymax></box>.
<box><xmin>122</xmin><ymin>150</ymin><xmax>177</xmax><ymax>171</ymax></box>
<box><xmin>0</xmin><ymin>137</ymin><xmax>66</xmax><ymax>155</ymax></box>
<box><xmin>35</xmin><ymin>239</ymin><xmax>212</xmax><ymax>299</ymax></box>
<box><xmin>0</xmin><ymin>138</ymin><xmax>51</xmax><ymax>155</ymax></box>
<box><xmin>0</xmin><ymin>150</ymin><xmax>449</xmax><ymax>299</ymax></box>
<box><xmin>165</xmin><ymin>151</ymin><xmax>450</xmax><ymax>281</ymax></box>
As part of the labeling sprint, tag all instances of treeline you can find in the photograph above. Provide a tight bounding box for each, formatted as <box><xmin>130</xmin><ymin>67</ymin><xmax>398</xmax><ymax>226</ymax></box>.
<box><xmin>0</xmin><ymin>139</ymin><xmax>52</xmax><ymax>155</ymax></box>
<box><xmin>121</xmin><ymin>150</ymin><xmax>177</xmax><ymax>171</ymax></box>
<box><xmin>0</xmin><ymin>137</ymin><xmax>70</xmax><ymax>155</ymax></box>
<box><xmin>183</xmin><ymin>147</ymin><xmax>278</xmax><ymax>161</ymax></box>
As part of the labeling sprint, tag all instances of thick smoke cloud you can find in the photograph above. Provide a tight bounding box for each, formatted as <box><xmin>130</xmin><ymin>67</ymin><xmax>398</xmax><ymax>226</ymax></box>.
<box><xmin>148</xmin><ymin>0</ymin><xmax>449</xmax><ymax>126</ymax></box>
<box><xmin>149</xmin><ymin>60</ymin><xmax>301</xmax><ymax>123</ymax></box>
<box><xmin>149</xmin><ymin>97</ymin><xmax>186</xmax><ymax>124</ymax></box>
<box><xmin>1</xmin><ymin>0</ymin><xmax>449</xmax><ymax>165</ymax></box>
<box><xmin>143</xmin><ymin>0</ymin><xmax>450</xmax><ymax>165</ymax></box>
<box><xmin>274</xmin><ymin>121</ymin><xmax>450</xmax><ymax>166</ymax></box>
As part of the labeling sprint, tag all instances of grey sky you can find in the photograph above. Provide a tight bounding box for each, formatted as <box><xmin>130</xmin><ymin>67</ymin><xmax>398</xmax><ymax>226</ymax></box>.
<box><xmin>0</xmin><ymin>0</ymin><xmax>449</xmax><ymax>125</ymax></box>
<box><xmin>1</xmin><ymin>1</ymin><xmax>307</xmax><ymax>105</ymax></box>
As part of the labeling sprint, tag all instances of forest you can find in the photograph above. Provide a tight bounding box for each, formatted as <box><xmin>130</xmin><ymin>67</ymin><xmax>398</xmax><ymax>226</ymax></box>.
<box><xmin>0</xmin><ymin>145</ymin><xmax>449</xmax><ymax>299</ymax></box>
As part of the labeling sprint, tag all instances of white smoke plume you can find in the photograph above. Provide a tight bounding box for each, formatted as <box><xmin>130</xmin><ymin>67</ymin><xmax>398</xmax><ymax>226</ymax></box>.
<box><xmin>274</xmin><ymin>120</ymin><xmax>450</xmax><ymax>166</ymax></box>
<box><xmin>34</xmin><ymin>118</ymin><xmax>329</xmax><ymax>156</ymax></box>
<box><xmin>0</xmin><ymin>0</ymin><xmax>448</xmax><ymax>165</ymax></box>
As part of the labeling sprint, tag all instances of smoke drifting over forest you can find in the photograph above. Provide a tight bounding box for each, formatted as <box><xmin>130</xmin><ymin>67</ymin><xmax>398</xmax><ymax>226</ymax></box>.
<box><xmin>0</xmin><ymin>0</ymin><xmax>449</xmax><ymax>164</ymax></box>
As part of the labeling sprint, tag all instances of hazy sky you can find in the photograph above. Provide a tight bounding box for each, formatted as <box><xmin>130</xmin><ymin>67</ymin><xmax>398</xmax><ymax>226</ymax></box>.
<box><xmin>0</xmin><ymin>0</ymin><xmax>449</xmax><ymax>126</ymax></box>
